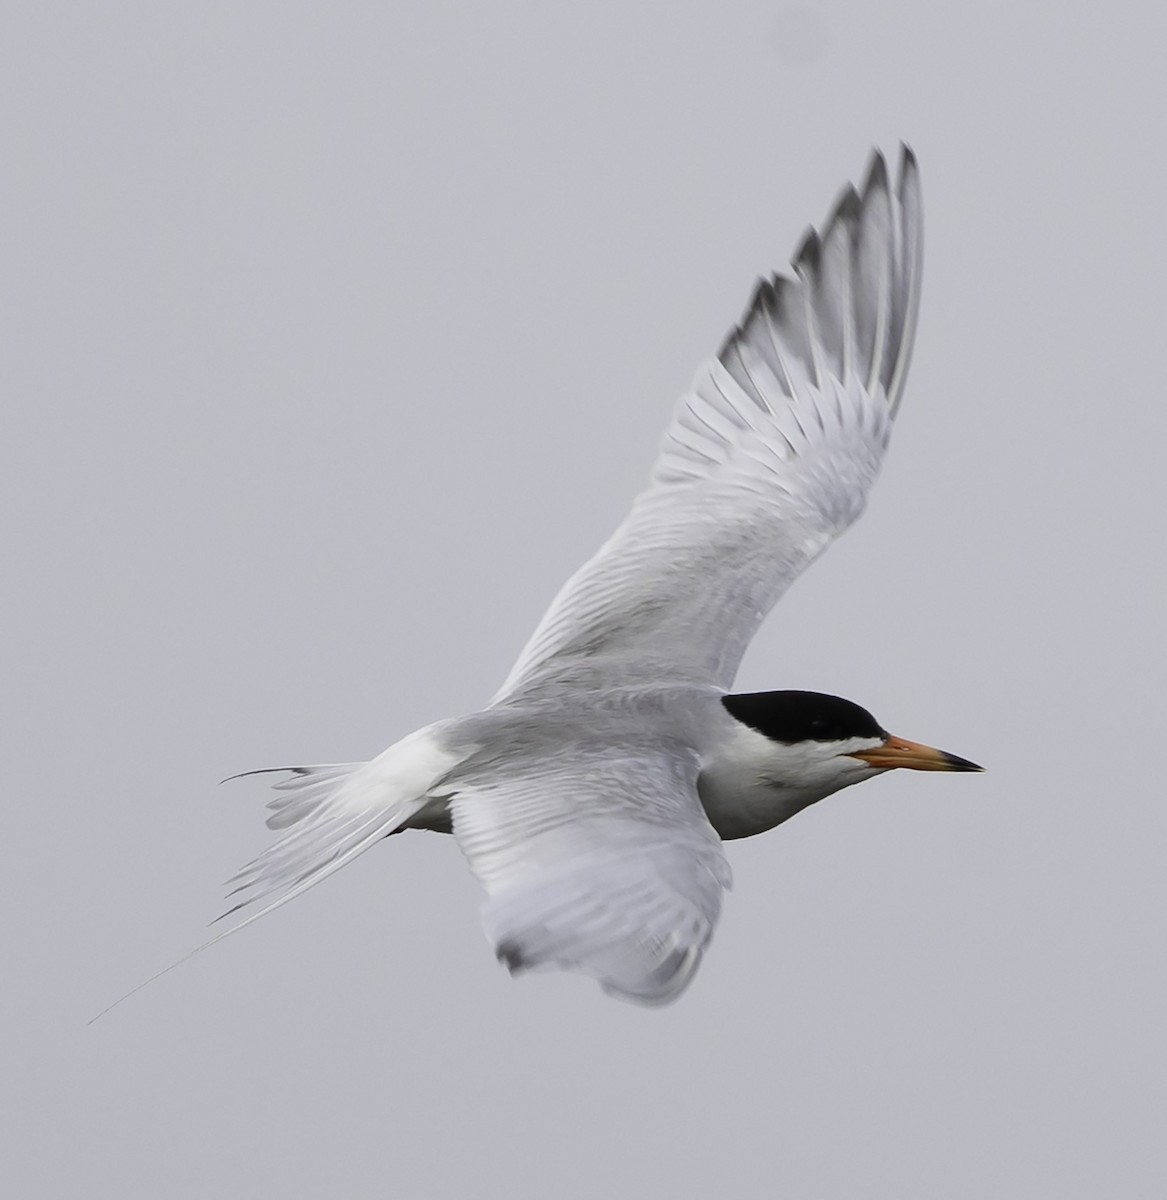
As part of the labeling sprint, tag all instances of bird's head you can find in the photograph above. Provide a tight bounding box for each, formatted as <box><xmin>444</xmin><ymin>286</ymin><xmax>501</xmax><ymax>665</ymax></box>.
<box><xmin>719</xmin><ymin>689</ymin><xmax>981</xmax><ymax>808</ymax></box>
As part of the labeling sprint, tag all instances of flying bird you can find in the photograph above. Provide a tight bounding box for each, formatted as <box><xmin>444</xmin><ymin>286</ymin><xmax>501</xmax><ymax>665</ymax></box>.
<box><xmin>101</xmin><ymin>146</ymin><xmax>981</xmax><ymax>1017</ymax></box>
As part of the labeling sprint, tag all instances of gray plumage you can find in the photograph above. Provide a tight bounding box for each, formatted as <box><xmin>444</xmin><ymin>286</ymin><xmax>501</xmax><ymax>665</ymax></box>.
<box><xmin>92</xmin><ymin>147</ymin><xmax>926</xmax><ymax>1019</ymax></box>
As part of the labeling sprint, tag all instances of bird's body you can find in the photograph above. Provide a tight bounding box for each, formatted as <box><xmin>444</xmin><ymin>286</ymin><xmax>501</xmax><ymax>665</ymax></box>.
<box><xmin>392</xmin><ymin>690</ymin><xmax>884</xmax><ymax>842</ymax></box>
<box><xmin>96</xmin><ymin>146</ymin><xmax>982</xmax><ymax>1021</ymax></box>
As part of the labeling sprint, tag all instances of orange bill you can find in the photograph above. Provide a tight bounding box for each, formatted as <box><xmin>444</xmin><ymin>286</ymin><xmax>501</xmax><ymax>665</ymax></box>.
<box><xmin>849</xmin><ymin>734</ymin><xmax>983</xmax><ymax>772</ymax></box>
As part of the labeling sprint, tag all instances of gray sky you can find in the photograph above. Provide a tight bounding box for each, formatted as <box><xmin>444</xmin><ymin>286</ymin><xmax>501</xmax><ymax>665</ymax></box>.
<box><xmin>4</xmin><ymin>2</ymin><xmax>1166</xmax><ymax>1197</ymax></box>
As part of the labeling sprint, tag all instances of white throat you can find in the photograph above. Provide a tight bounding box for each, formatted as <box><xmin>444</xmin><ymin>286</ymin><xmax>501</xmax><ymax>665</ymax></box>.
<box><xmin>697</xmin><ymin>721</ymin><xmax>881</xmax><ymax>840</ymax></box>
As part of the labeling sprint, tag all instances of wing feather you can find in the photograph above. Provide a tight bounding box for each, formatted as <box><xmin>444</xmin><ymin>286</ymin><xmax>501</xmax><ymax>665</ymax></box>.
<box><xmin>451</xmin><ymin>739</ymin><xmax>732</xmax><ymax>1005</ymax></box>
<box><xmin>494</xmin><ymin>147</ymin><xmax>922</xmax><ymax>702</ymax></box>
<box><xmin>887</xmin><ymin>147</ymin><xmax>923</xmax><ymax>415</ymax></box>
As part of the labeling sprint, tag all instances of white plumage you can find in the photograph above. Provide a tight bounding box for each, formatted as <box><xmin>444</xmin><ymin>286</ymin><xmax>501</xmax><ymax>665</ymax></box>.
<box><xmin>443</xmin><ymin>149</ymin><xmax>922</xmax><ymax>999</ymax></box>
<box><xmin>96</xmin><ymin>147</ymin><xmax>938</xmax><ymax>1019</ymax></box>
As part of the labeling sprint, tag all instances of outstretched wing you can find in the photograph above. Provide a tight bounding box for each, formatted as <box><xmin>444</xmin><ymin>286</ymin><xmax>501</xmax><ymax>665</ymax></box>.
<box><xmin>451</xmin><ymin>737</ymin><xmax>732</xmax><ymax>1005</ymax></box>
<box><xmin>495</xmin><ymin>147</ymin><xmax>922</xmax><ymax>702</ymax></box>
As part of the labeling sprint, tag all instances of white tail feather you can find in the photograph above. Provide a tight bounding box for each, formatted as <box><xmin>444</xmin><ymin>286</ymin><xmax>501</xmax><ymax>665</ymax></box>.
<box><xmin>91</xmin><ymin>721</ymin><xmax>462</xmax><ymax>1022</ymax></box>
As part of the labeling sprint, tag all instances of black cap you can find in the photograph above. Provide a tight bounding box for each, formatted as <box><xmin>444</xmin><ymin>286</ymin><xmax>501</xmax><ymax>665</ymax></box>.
<box><xmin>722</xmin><ymin>690</ymin><xmax>887</xmax><ymax>745</ymax></box>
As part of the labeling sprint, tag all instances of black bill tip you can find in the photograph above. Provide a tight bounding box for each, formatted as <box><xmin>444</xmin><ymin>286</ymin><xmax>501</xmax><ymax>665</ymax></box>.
<box><xmin>942</xmin><ymin>751</ymin><xmax>984</xmax><ymax>772</ymax></box>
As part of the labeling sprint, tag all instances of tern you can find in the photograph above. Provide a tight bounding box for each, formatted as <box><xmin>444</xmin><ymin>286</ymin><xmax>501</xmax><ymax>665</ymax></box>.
<box><xmin>101</xmin><ymin>146</ymin><xmax>981</xmax><ymax>1017</ymax></box>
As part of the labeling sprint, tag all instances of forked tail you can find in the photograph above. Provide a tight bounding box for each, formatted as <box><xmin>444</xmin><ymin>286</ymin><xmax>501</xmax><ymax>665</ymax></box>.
<box><xmin>90</xmin><ymin>720</ymin><xmax>463</xmax><ymax>1022</ymax></box>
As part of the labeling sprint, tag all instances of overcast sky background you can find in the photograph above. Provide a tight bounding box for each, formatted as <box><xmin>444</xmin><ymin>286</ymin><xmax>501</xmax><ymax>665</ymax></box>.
<box><xmin>4</xmin><ymin>3</ymin><xmax>1166</xmax><ymax>1197</ymax></box>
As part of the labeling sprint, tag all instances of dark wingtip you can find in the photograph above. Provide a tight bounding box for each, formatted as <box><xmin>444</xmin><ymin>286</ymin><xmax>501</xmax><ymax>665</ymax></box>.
<box><xmin>861</xmin><ymin>148</ymin><xmax>890</xmax><ymax>198</ymax></box>
<box><xmin>859</xmin><ymin>148</ymin><xmax>888</xmax><ymax>205</ymax></box>
<box><xmin>898</xmin><ymin>142</ymin><xmax>919</xmax><ymax>188</ymax></box>
<box><xmin>828</xmin><ymin>184</ymin><xmax>862</xmax><ymax>233</ymax></box>
<box><xmin>793</xmin><ymin>226</ymin><xmax>821</xmax><ymax>276</ymax></box>
<box><xmin>496</xmin><ymin>940</ymin><xmax>525</xmax><ymax>974</ymax></box>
